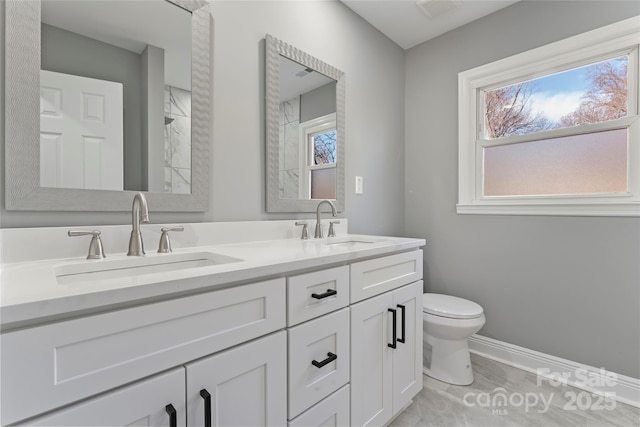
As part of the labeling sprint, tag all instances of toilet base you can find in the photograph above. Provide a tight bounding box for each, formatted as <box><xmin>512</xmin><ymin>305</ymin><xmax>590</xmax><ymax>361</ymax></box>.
<box><xmin>423</xmin><ymin>334</ymin><xmax>474</xmax><ymax>385</ymax></box>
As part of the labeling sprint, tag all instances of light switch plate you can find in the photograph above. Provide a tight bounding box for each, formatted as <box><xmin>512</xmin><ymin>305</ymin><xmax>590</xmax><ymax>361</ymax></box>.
<box><xmin>355</xmin><ymin>176</ymin><xmax>363</xmax><ymax>195</ymax></box>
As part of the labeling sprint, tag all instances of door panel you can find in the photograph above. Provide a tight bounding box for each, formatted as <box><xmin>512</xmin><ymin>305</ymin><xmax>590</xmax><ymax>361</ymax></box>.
<box><xmin>392</xmin><ymin>281</ymin><xmax>423</xmax><ymax>413</ymax></box>
<box><xmin>40</xmin><ymin>70</ymin><xmax>123</xmax><ymax>190</ymax></box>
<box><xmin>25</xmin><ymin>368</ymin><xmax>185</xmax><ymax>427</ymax></box>
<box><xmin>186</xmin><ymin>331</ymin><xmax>287</xmax><ymax>427</ymax></box>
<box><xmin>350</xmin><ymin>293</ymin><xmax>393</xmax><ymax>427</ymax></box>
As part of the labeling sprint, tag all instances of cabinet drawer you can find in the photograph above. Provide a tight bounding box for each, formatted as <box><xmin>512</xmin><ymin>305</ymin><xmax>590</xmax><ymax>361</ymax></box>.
<box><xmin>288</xmin><ymin>308</ymin><xmax>350</xmax><ymax>419</ymax></box>
<box><xmin>1</xmin><ymin>279</ymin><xmax>285</xmax><ymax>426</ymax></box>
<box><xmin>287</xmin><ymin>266</ymin><xmax>349</xmax><ymax>326</ymax></box>
<box><xmin>289</xmin><ymin>385</ymin><xmax>350</xmax><ymax>427</ymax></box>
<box><xmin>350</xmin><ymin>250</ymin><xmax>423</xmax><ymax>303</ymax></box>
<box><xmin>22</xmin><ymin>368</ymin><xmax>186</xmax><ymax>427</ymax></box>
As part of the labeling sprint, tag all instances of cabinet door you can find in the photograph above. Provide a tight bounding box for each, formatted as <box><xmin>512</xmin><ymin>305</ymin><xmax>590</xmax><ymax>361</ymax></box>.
<box><xmin>350</xmin><ymin>293</ymin><xmax>393</xmax><ymax>427</ymax></box>
<box><xmin>392</xmin><ymin>281</ymin><xmax>423</xmax><ymax>414</ymax></box>
<box><xmin>186</xmin><ymin>331</ymin><xmax>287</xmax><ymax>427</ymax></box>
<box><xmin>24</xmin><ymin>368</ymin><xmax>185</xmax><ymax>427</ymax></box>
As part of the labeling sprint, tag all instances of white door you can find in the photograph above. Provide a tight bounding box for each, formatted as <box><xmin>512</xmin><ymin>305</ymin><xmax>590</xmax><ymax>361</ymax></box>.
<box><xmin>186</xmin><ymin>331</ymin><xmax>287</xmax><ymax>427</ymax></box>
<box><xmin>350</xmin><ymin>292</ymin><xmax>393</xmax><ymax>427</ymax></box>
<box><xmin>24</xmin><ymin>368</ymin><xmax>185</xmax><ymax>427</ymax></box>
<box><xmin>392</xmin><ymin>281</ymin><xmax>423</xmax><ymax>414</ymax></box>
<box><xmin>40</xmin><ymin>69</ymin><xmax>124</xmax><ymax>190</ymax></box>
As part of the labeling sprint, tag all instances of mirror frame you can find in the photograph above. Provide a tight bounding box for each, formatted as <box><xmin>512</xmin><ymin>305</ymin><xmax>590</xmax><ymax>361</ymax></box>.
<box><xmin>265</xmin><ymin>34</ymin><xmax>345</xmax><ymax>213</ymax></box>
<box><xmin>4</xmin><ymin>0</ymin><xmax>210</xmax><ymax>212</ymax></box>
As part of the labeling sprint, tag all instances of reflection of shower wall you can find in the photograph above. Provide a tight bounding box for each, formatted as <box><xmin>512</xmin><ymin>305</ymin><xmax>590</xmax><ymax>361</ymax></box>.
<box><xmin>279</xmin><ymin>96</ymin><xmax>300</xmax><ymax>198</ymax></box>
<box><xmin>164</xmin><ymin>85</ymin><xmax>191</xmax><ymax>194</ymax></box>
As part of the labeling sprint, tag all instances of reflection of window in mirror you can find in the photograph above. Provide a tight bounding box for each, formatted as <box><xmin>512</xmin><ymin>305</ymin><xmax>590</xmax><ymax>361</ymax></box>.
<box><xmin>300</xmin><ymin>114</ymin><xmax>337</xmax><ymax>199</ymax></box>
<box><xmin>277</xmin><ymin>52</ymin><xmax>338</xmax><ymax>201</ymax></box>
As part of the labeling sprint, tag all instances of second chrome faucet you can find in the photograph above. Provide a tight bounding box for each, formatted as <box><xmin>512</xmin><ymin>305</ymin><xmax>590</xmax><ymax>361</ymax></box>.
<box><xmin>315</xmin><ymin>199</ymin><xmax>337</xmax><ymax>238</ymax></box>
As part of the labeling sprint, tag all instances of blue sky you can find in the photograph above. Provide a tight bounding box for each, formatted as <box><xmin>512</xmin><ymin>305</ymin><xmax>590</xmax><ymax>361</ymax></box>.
<box><xmin>526</xmin><ymin>56</ymin><xmax>626</xmax><ymax>123</ymax></box>
<box><xmin>528</xmin><ymin>65</ymin><xmax>591</xmax><ymax>123</ymax></box>
<box><xmin>534</xmin><ymin>67</ymin><xmax>590</xmax><ymax>94</ymax></box>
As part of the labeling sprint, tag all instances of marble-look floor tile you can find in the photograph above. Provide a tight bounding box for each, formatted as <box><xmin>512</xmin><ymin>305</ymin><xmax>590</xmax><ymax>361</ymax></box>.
<box><xmin>391</xmin><ymin>354</ymin><xmax>640</xmax><ymax>427</ymax></box>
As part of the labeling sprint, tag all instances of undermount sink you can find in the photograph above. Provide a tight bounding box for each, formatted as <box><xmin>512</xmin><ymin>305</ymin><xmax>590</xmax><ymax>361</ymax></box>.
<box><xmin>323</xmin><ymin>237</ymin><xmax>381</xmax><ymax>247</ymax></box>
<box><xmin>55</xmin><ymin>252</ymin><xmax>242</xmax><ymax>285</ymax></box>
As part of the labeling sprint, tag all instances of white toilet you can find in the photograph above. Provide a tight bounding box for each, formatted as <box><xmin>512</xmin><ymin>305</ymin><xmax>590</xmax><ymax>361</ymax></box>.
<box><xmin>422</xmin><ymin>293</ymin><xmax>486</xmax><ymax>385</ymax></box>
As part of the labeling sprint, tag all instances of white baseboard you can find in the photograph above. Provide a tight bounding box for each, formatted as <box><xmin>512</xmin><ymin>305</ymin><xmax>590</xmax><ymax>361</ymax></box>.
<box><xmin>468</xmin><ymin>334</ymin><xmax>640</xmax><ymax>408</ymax></box>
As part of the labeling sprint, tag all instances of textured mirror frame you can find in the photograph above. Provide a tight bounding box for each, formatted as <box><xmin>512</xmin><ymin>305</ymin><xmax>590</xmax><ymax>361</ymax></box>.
<box><xmin>265</xmin><ymin>34</ymin><xmax>345</xmax><ymax>213</ymax></box>
<box><xmin>4</xmin><ymin>0</ymin><xmax>210</xmax><ymax>212</ymax></box>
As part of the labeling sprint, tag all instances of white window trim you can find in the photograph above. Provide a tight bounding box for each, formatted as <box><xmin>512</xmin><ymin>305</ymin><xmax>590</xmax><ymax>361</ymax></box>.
<box><xmin>298</xmin><ymin>113</ymin><xmax>337</xmax><ymax>199</ymax></box>
<box><xmin>458</xmin><ymin>16</ymin><xmax>640</xmax><ymax>216</ymax></box>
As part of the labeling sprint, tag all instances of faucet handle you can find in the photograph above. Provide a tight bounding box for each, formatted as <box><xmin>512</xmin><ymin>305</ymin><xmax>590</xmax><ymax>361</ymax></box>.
<box><xmin>68</xmin><ymin>230</ymin><xmax>106</xmax><ymax>259</ymax></box>
<box><xmin>295</xmin><ymin>222</ymin><xmax>310</xmax><ymax>240</ymax></box>
<box><xmin>158</xmin><ymin>226</ymin><xmax>184</xmax><ymax>253</ymax></box>
<box><xmin>328</xmin><ymin>220</ymin><xmax>341</xmax><ymax>238</ymax></box>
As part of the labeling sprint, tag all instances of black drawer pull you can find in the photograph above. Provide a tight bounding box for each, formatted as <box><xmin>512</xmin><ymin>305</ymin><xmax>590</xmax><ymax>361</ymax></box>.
<box><xmin>311</xmin><ymin>289</ymin><xmax>337</xmax><ymax>299</ymax></box>
<box><xmin>388</xmin><ymin>308</ymin><xmax>397</xmax><ymax>349</ymax></box>
<box><xmin>312</xmin><ymin>352</ymin><xmax>338</xmax><ymax>368</ymax></box>
<box><xmin>397</xmin><ymin>304</ymin><xmax>406</xmax><ymax>344</ymax></box>
<box><xmin>165</xmin><ymin>404</ymin><xmax>177</xmax><ymax>427</ymax></box>
<box><xmin>200</xmin><ymin>389</ymin><xmax>211</xmax><ymax>427</ymax></box>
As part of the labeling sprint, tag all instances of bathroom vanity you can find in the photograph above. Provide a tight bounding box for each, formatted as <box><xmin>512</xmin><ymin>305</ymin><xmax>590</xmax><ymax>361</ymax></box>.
<box><xmin>0</xmin><ymin>221</ymin><xmax>424</xmax><ymax>427</ymax></box>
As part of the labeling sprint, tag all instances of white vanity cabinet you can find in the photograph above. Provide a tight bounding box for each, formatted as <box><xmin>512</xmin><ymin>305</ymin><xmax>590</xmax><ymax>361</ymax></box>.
<box><xmin>1</xmin><ymin>242</ymin><xmax>425</xmax><ymax>427</ymax></box>
<box><xmin>2</xmin><ymin>279</ymin><xmax>286</xmax><ymax>426</ymax></box>
<box><xmin>349</xmin><ymin>251</ymin><xmax>424</xmax><ymax>427</ymax></box>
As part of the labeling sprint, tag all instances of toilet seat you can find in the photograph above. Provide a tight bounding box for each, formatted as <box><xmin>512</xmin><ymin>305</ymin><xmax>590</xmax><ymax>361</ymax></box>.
<box><xmin>423</xmin><ymin>293</ymin><xmax>483</xmax><ymax>319</ymax></box>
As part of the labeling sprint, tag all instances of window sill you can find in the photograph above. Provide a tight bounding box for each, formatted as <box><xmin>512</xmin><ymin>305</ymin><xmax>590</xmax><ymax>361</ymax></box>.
<box><xmin>456</xmin><ymin>202</ymin><xmax>640</xmax><ymax>217</ymax></box>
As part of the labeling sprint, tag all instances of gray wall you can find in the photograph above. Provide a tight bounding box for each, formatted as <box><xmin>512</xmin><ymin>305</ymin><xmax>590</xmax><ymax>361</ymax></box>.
<box><xmin>1</xmin><ymin>1</ymin><xmax>406</xmax><ymax>236</ymax></box>
<box><xmin>405</xmin><ymin>0</ymin><xmax>640</xmax><ymax>378</ymax></box>
<box><xmin>300</xmin><ymin>82</ymin><xmax>336</xmax><ymax>123</ymax></box>
<box><xmin>210</xmin><ymin>1</ymin><xmax>406</xmax><ymax>235</ymax></box>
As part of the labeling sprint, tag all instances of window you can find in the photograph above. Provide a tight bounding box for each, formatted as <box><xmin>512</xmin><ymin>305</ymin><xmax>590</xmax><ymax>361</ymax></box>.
<box><xmin>299</xmin><ymin>113</ymin><xmax>337</xmax><ymax>199</ymax></box>
<box><xmin>458</xmin><ymin>17</ymin><xmax>640</xmax><ymax>216</ymax></box>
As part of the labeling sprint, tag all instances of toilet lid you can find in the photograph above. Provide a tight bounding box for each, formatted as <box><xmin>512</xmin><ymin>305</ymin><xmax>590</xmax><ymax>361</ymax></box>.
<box><xmin>422</xmin><ymin>293</ymin><xmax>484</xmax><ymax>319</ymax></box>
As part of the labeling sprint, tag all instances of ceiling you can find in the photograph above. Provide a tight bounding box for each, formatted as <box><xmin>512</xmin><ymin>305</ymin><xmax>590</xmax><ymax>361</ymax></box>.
<box><xmin>340</xmin><ymin>0</ymin><xmax>520</xmax><ymax>50</ymax></box>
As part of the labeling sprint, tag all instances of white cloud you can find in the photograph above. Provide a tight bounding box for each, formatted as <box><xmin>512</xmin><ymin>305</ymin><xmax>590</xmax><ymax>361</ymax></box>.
<box><xmin>529</xmin><ymin>91</ymin><xmax>584</xmax><ymax>122</ymax></box>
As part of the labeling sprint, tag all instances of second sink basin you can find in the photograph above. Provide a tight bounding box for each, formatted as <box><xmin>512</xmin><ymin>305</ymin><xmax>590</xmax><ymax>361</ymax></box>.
<box><xmin>55</xmin><ymin>251</ymin><xmax>242</xmax><ymax>285</ymax></box>
<box><xmin>323</xmin><ymin>237</ymin><xmax>382</xmax><ymax>247</ymax></box>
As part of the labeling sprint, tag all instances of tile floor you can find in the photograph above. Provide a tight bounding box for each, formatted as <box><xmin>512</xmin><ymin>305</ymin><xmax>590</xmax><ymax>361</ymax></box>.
<box><xmin>390</xmin><ymin>354</ymin><xmax>640</xmax><ymax>427</ymax></box>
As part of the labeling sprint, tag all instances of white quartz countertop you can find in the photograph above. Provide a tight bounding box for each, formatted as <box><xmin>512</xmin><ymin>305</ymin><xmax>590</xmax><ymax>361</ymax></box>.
<box><xmin>0</xmin><ymin>234</ymin><xmax>424</xmax><ymax>328</ymax></box>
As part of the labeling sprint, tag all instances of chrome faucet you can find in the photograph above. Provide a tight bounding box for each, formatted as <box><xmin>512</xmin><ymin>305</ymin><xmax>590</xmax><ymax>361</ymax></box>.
<box><xmin>314</xmin><ymin>199</ymin><xmax>337</xmax><ymax>238</ymax></box>
<box><xmin>127</xmin><ymin>192</ymin><xmax>150</xmax><ymax>256</ymax></box>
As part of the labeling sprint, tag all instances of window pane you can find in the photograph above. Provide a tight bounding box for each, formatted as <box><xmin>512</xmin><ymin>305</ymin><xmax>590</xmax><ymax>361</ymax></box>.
<box><xmin>313</xmin><ymin>130</ymin><xmax>336</xmax><ymax>165</ymax></box>
<box><xmin>311</xmin><ymin>168</ymin><xmax>336</xmax><ymax>199</ymax></box>
<box><xmin>483</xmin><ymin>129</ymin><xmax>628</xmax><ymax>196</ymax></box>
<box><xmin>484</xmin><ymin>56</ymin><xmax>628</xmax><ymax>139</ymax></box>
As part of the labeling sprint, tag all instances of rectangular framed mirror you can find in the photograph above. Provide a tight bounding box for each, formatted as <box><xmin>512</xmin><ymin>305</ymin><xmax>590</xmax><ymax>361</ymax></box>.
<box><xmin>265</xmin><ymin>34</ymin><xmax>345</xmax><ymax>212</ymax></box>
<box><xmin>4</xmin><ymin>0</ymin><xmax>210</xmax><ymax>211</ymax></box>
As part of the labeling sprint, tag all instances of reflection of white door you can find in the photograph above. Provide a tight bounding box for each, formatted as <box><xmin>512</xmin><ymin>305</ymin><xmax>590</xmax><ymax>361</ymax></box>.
<box><xmin>40</xmin><ymin>70</ymin><xmax>124</xmax><ymax>190</ymax></box>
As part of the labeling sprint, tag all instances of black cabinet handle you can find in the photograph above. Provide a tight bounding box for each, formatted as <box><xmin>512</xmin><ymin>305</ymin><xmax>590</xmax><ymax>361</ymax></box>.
<box><xmin>388</xmin><ymin>308</ymin><xmax>397</xmax><ymax>349</ymax></box>
<box><xmin>165</xmin><ymin>404</ymin><xmax>177</xmax><ymax>427</ymax></box>
<box><xmin>312</xmin><ymin>352</ymin><xmax>338</xmax><ymax>368</ymax></box>
<box><xmin>200</xmin><ymin>389</ymin><xmax>211</xmax><ymax>427</ymax></box>
<box><xmin>311</xmin><ymin>289</ymin><xmax>337</xmax><ymax>299</ymax></box>
<box><xmin>397</xmin><ymin>304</ymin><xmax>406</xmax><ymax>344</ymax></box>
